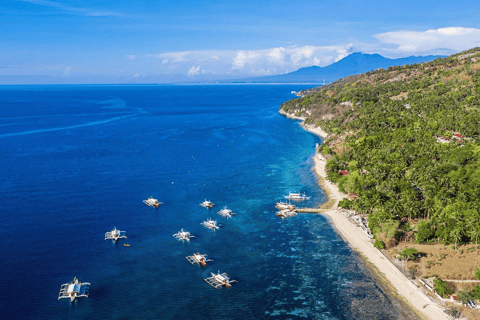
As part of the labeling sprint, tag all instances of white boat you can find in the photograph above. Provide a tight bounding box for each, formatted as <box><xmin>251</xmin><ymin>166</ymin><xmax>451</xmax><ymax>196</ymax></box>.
<box><xmin>217</xmin><ymin>206</ymin><xmax>236</xmax><ymax>218</ymax></box>
<box><xmin>199</xmin><ymin>199</ymin><xmax>215</xmax><ymax>208</ymax></box>
<box><xmin>104</xmin><ymin>226</ymin><xmax>127</xmax><ymax>242</ymax></box>
<box><xmin>275</xmin><ymin>201</ymin><xmax>295</xmax><ymax>210</ymax></box>
<box><xmin>283</xmin><ymin>191</ymin><xmax>311</xmax><ymax>201</ymax></box>
<box><xmin>276</xmin><ymin>209</ymin><xmax>298</xmax><ymax>218</ymax></box>
<box><xmin>58</xmin><ymin>277</ymin><xmax>90</xmax><ymax>302</ymax></box>
<box><xmin>204</xmin><ymin>271</ymin><xmax>237</xmax><ymax>289</ymax></box>
<box><xmin>173</xmin><ymin>228</ymin><xmax>195</xmax><ymax>242</ymax></box>
<box><xmin>143</xmin><ymin>196</ymin><xmax>163</xmax><ymax>208</ymax></box>
<box><xmin>201</xmin><ymin>218</ymin><xmax>220</xmax><ymax>230</ymax></box>
<box><xmin>186</xmin><ymin>252</ymin><xmax>213</xmax><ymax>267</ymax></box>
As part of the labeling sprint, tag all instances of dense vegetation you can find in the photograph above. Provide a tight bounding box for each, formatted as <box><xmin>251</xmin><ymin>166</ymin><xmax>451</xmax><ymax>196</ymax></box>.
<box><xmin>281</xmin><ymin>48</ymin><xmax>480</xmax><ymax>249</ymax></box>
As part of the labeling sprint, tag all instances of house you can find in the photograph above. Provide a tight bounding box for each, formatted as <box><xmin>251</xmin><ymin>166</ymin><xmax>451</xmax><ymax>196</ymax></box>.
<box><xmin>338</xmin><ymin>170</ymin><xmax>350</xmax><ymax>176</ymax></box>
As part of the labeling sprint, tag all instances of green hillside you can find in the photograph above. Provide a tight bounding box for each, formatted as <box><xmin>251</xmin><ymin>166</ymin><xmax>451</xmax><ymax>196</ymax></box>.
<box><xmin>281</xmin><ymin>47</ymin><xmax>480</xmax><ymax>249</ymax></box>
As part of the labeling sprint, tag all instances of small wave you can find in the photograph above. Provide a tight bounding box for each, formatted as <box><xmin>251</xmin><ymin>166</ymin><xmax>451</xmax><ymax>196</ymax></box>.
<box><xmin>0</xmin><ymin>113</ymin><xmax>141</xmax><ymax>138</ymax></box>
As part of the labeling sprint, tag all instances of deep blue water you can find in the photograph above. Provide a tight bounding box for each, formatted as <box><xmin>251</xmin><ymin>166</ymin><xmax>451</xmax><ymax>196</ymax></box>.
<box><xmin>0</xmin><ymin>85</ymin><xmax>414</xmax><ymax>319</ymax></box>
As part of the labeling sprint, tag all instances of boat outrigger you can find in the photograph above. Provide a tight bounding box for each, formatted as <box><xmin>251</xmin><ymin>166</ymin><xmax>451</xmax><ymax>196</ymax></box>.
<box><xmin>104</xmin><ymin>227</ymin><xmax>127</xmax><ymax>242</ymax></box>
<box><xmin>275</xmin><ymin>201</ymin><xmax>295</xmax><ymax>210</ymax></box>
<box><xmin>58</xmin><ymin>277</ymin><xmax>90</xmax><ymax>302</ymax></box>
<box><xmin>204</xmin><ymin>271</ymin><xmax>237</xmax><ymax>289</ymax></box>
<box><xmin>186</xmin><ymin>252</ymin><xmax>213</xmax><ymax>267</ymax></box>
<box><xmin>173</xmin><ymin>228</ymin><xmax>195</xmax><ymax>242</ymax></box>
<box><xmin>143</xmin><ymin>196</ymin><xmax>163</xmax><ymax>208</ymax></box>
<box><xmin>199</xmin><ymin>199</ymin><xmax>215</xmax><ymax>208</ymax></box>
<box><xmin>201</xmin><ymin>218</ymin><xmax>220</xmax><ymax>230</ymax></box>
<box><xmin>283</xmin><ymin>191</ymin><xmax>311</xmax><ymax>201</ymax></box>
<box><xmin>276</xmin><ymin>209</ymin><xmax>298</xmax><ymax>218</ymax></box>
<box><xmin>217</xmin><ymin>206</ymin><xmax>236</xmax><ymax>218</ymax></box>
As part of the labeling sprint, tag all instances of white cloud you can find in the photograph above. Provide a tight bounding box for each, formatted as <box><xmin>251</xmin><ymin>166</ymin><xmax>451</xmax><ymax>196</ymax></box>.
<box><xmin>187</xmin><ymin>65</ymin><xmax>201</xmax><ymax>77</ymax></box>
<box><xmin>64</xmin><ymin>67</ymin><xmax>71</xmax><ymax>76</ymax></box>
<box><xmin>161</xmin><ymin>59</ymin><xmax>169</xmax><ymax>64</ymax></box>
<box><xmin>126</xmin><ymin>55</ymin><xmax>136</xmax><ymax>60</ymax></box>
<box><xmin>133</xmin><ymin>73</ymin><xmax>140</xmax><ymax>78</ymax></box>
<box><xmin>374</xmin><ymin>27</ymin><xmax>480</xmax><ymax>55</ymax></box>
<box><xmin>19</xmin><ymin>0</ymin><xmax>125</xmax><ymax>17</ymax></box>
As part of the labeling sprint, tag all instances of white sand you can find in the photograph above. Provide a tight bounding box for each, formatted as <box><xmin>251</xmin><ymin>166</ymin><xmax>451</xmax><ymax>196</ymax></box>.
<box><xmin>302</xmin><ymin>124</ymin><xmax>449</xmax><ymax>320</ymax></box>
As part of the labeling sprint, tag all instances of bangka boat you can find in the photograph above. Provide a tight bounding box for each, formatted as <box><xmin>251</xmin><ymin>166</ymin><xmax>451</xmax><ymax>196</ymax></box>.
<box><xmin>276</xmin><ymin>209</ymin><xmax>298</xmax><ymax>218</ymax></box>
<box><xmin>143</xmin><ymin>196</ymin><xmax>163</xmax><ymax>208</ymax></box>
<box><xmin>199</xmin><ymin>199</ymin><xmax>215</xmax><ymax>208</ymax></box>
<box><xmin>283</xmin><ymin>191</ymin><xmax>311</xmax><ymax>201</ymax></box>
<box><xmin>105</xmin><ymin>227</ymin><xmax>127</xmax><ymax>242</ymax></box>
<box><xmin>173</xmin><ymin>228</ymin><xmax>195</xmax><ymax>242</ymax></box>
<box><xmin>123</xmin><ymin>243</ymin><xmax>130</xmax><ymax>247</ymax></box>
<box><xmin>58</xmin><ymin>277</ymin><xmax>90</xmax><ymax>302</ymax></box>
<box><xmin>217</xmin><ymin>206</ymin><xmax>236</xmax><ymax>218</ymax></box>
<box><xmin>186</xmin><ymin>252</ymin><xmax>213</xmax><ymax>267</ymax></box>
<box><xmin>275</xmin><ymin>201</ymin><xmax>295</xmax><ymax>210</ymax></box>
<box><xmin>204</xmin><ymin>271</ymin><xmax>237</xmax><ymax>289</ymax></box>
<box><xmin>201</xmin><ymin>218</ymin><xmax>220</xmax><ymax>230</ymax></box>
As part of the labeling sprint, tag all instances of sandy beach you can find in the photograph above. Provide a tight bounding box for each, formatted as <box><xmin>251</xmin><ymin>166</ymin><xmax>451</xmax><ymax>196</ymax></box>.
<box><xmin>301</xmin><ymin>123</ymin><xmax>449</xmax><ymax>320</ymax></box>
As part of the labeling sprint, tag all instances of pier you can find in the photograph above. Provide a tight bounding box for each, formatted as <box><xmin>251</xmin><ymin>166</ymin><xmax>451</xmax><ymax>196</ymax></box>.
<box><xmin>294</xmin><ymin>208</ymin><xmax>325</xmax><ymax>214</ymax></box>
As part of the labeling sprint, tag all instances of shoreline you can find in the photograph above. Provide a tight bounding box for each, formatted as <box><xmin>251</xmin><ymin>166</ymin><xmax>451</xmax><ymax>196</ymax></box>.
<box><xmin>297</xmin><ymin>120</ymin><xmax>449</xmax><ymax>320</ymax></box>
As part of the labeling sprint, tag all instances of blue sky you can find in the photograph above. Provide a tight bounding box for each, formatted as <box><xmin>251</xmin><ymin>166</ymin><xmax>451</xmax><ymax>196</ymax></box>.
<box><xmin>2</xmin><ymin>0</ymin><xmax>480</xmax><ymax>83</ymax></box>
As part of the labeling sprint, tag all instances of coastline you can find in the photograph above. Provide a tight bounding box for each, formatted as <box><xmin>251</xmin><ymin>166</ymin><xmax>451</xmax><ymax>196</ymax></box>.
<box><xmin>297</xmin><ymin>120</ymin><xmax>449</xmax><ymax>320</ymax></box>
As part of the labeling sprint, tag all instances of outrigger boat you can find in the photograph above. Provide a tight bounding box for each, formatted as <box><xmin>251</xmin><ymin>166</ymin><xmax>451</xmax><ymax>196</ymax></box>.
<box><xmin>58</xmin><ymin>277</ymin><xmax>90</xmax><ymax>302</ymax></box>
<box><xmin>104</xmin><ymin>227</ymin><xmax>127</xmax><ymax>242</ymax></box>
<box><xmin>276</xmin><ymin>209</ymin><xmax>298</xmax><ymax>218</ymax></box>
<box><xmin>283</xmin><ymin>191</ymin><xmax>311</xmax><ymax>201</ymax></box>
<box><xmin>199</xmin><ymin>199</ymin><xmax>215</xmax><ymax>208</ymax></box>
<box><xmin>173</xmin><ymin>228</ymin><xmax>195</xmax><ymax>242</ymax></box>
<box><xmin>275</xmin><ymin>201</ymin><xmax>295</xmax><ymax>210</ymax></box>
<box><xmin>204</xmin><ymin>271</ymin><xmax>237</xmax><ymax>289</ymax></box>
<box><xmin>186</xmin><ymin>252</ymin><xmax>213</xmax><ymax>267</ymax></box>
<box><xmin>143</xmin><ymin>196</ymin><xmax>163</xmax><ymax>208</ymax></box>
<box><xmin>217</xmin><ymin>206</ymin><xmax>236</xmax><ymax>218</ymax></box>
<box><xmin>201</xmin><ymin>218</ymin><xmax>220</xmax><ymax>230</ymax></box>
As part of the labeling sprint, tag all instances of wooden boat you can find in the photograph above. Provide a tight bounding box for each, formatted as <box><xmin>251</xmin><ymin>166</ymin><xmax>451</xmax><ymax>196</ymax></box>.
<box><xmin>143</xmin><ymin>196</ymin><xmax>163</xmax><ymax>208</ymax></box>
<box><xmin>58</xmin><ymin>277</ymin><xmax>90</xmax><ymax>302</ymax></box>
<box><xmin>186</xmin><ymin>252</ymin><xmax>213</xmax><ymax>267</ymax></box>
<box><xmin>276</xmin><ymin>209</ymin><xmax>298</xmax><ymax>218</ymax></box>
<box><xmin>275</xmin><ymin>201</ymin><xmax>295</xmax><ymax>210</ymax></box>
<box><xmin>217</xmin><ymin>206</ymin><xmax>236</xmax><ymax>218</ymax></box>
<box><xmin>201</xmin><ymin>218</ymin><xmax>220</xmax><ymax>230</ymax></box>
<box><xmin>123</xmin><ymin>243</ymin><xmax>130</xmax><ymax>247</ymax></box>
<box><xmin>283</xmin><ymin>191</ymin><xmax>310</xmax><ymax>201</ymax></box>
<box><xmin>105</xmin><ymin>227</ymin><xmax>127</xmax><ymax>242</ymax></box>
<box><xmin>199</xmin><ymin>199</ymin><xmax>215</xmax><ymax>208</ymax></box>
<box><xmin>204</xmin><ymin>271</ymin><xmax>237</xmax><ymax>289</ymax></box>
<box><xmin>173</xmin><ymin>228</ymin><xmax>195</xmax><ymax>242</ymax></box>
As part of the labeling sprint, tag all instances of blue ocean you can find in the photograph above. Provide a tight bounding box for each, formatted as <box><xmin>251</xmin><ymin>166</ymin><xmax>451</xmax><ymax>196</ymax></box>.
<box><xmin>0</xmin><ymin>85</ymin><xmax>414</xmax><ymax>319</ymax></box>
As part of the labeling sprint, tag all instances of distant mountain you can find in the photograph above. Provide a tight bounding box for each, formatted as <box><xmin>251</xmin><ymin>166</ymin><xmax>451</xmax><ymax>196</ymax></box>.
<box><xmin>234</xmin><ymin>52</ymin><xmax>444</xmax><ymax>83</ymax></box>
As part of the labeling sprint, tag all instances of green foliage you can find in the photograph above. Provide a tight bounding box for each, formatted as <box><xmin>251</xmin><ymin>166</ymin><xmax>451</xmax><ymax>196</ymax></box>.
<box><xmin>457</xmin><ymin>290</ymin><xmax>473</xmax><ymax>305</ymax></box>
<box><xmin>373</xmin><ymin>238</ymin><xmax>385</xmax><ymax>249</ymax></box>
<box><xmin>475</xmin><ymin>266</ymin><xmax>480</xmax><ymax>280</ymax></box>
<box><xmin>279</xmin><ymin>48</ymin><xmax>480</xmax><ymax>246</ymax></box>
<box><xmin>473</xmin><ymin>284</ymin><xmax>480</xmax><ymax>301</ymax></box>
<box><xmin>416</xmin><ymin>221</ymin><xmax>434</xmax><ymax>242</ymax></box>
<box><xmin>399</xmin><ymin>248</ymin><xmax>418</xmax><ymax>261</ymax></box>
<box><xmin>433</xmin><ymin>278</ymin><xmax>455</xmax><ymax>297</ymax></box>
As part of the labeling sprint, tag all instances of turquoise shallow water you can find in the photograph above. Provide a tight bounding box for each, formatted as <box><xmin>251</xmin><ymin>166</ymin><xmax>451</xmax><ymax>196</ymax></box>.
<box><xmin>0</xmin><ymin>84</ymin><xmax>414</xmax><ymax>319</ymax></box>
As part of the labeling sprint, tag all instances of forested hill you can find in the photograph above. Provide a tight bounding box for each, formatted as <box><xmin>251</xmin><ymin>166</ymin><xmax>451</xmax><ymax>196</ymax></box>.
<box><xmin>281</xmin><ymin>47</ymin><xmax>480</xmax><ymax>249</ymax></box>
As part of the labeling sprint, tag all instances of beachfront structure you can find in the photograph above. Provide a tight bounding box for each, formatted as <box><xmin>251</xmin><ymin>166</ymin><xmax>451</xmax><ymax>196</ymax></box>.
<box><xmin>104</xmin><ymin>227</ymin><xmax>127</xmax><ymax>242</ymax></box>
<box><xmin>143</xmin><ymin>196</ymin><xmax>163</xmax><ymax>208</ymax></box>
<box><xmin>58</xmin><ymin>277</ymin><xmax>90</xmax><ymax>302</ymax></box>
<box><xmin>186</xmin><ymin>252</ymin><xmax>213</xmax><ymax>267</ymax></box>
<box><xmin>173</xmin><ymin>228</ymin><xmax>195</xmax><ymax>242</ymax></box>
<box><xmin>201</xmin><ymin>218</ymin><xmax>220</xmax><ymax>230</ymax></box>
<box><xmin>199</xmin><ymin>199</ymin><xmax>215</xmax><ymax>208</ymax></box>
<box><xmin>275</xmin><ymin>201</ymin><xmax>295</xmax><ymax>210</ymax></box>
<box><xmin>284</xmin><ymin>191</ymin><xmax>311</xmax><ymax>201</ymax></box>
<box><xmin>204</xmin><ymin>271</ymin><xmax>237</xmax><ymax>289</ymax></box>
<box><xmin>276</xmin><ymin>209</ymin><xmax>298</xmax><ymax>218</ymax></box>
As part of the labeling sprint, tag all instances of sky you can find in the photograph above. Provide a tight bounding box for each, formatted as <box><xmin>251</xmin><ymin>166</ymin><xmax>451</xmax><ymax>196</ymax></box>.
<box><xmin>2</xmin><ymin>0</ymin><xmax>480</xmax><ymax>83</ymax></box>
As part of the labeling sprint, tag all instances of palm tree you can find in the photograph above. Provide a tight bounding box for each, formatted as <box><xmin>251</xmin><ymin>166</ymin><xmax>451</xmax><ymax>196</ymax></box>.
<box><xmin>450</xmin><ymin>229</ymin><xmax>462</xmax><ymax>250</ymax></box>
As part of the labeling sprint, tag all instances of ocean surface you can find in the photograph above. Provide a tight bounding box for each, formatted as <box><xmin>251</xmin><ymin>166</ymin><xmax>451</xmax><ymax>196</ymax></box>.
<box><xmin>0</xmin><ymin>85</ymin><xmax>415</xmax><ymax>319</ymax></box>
